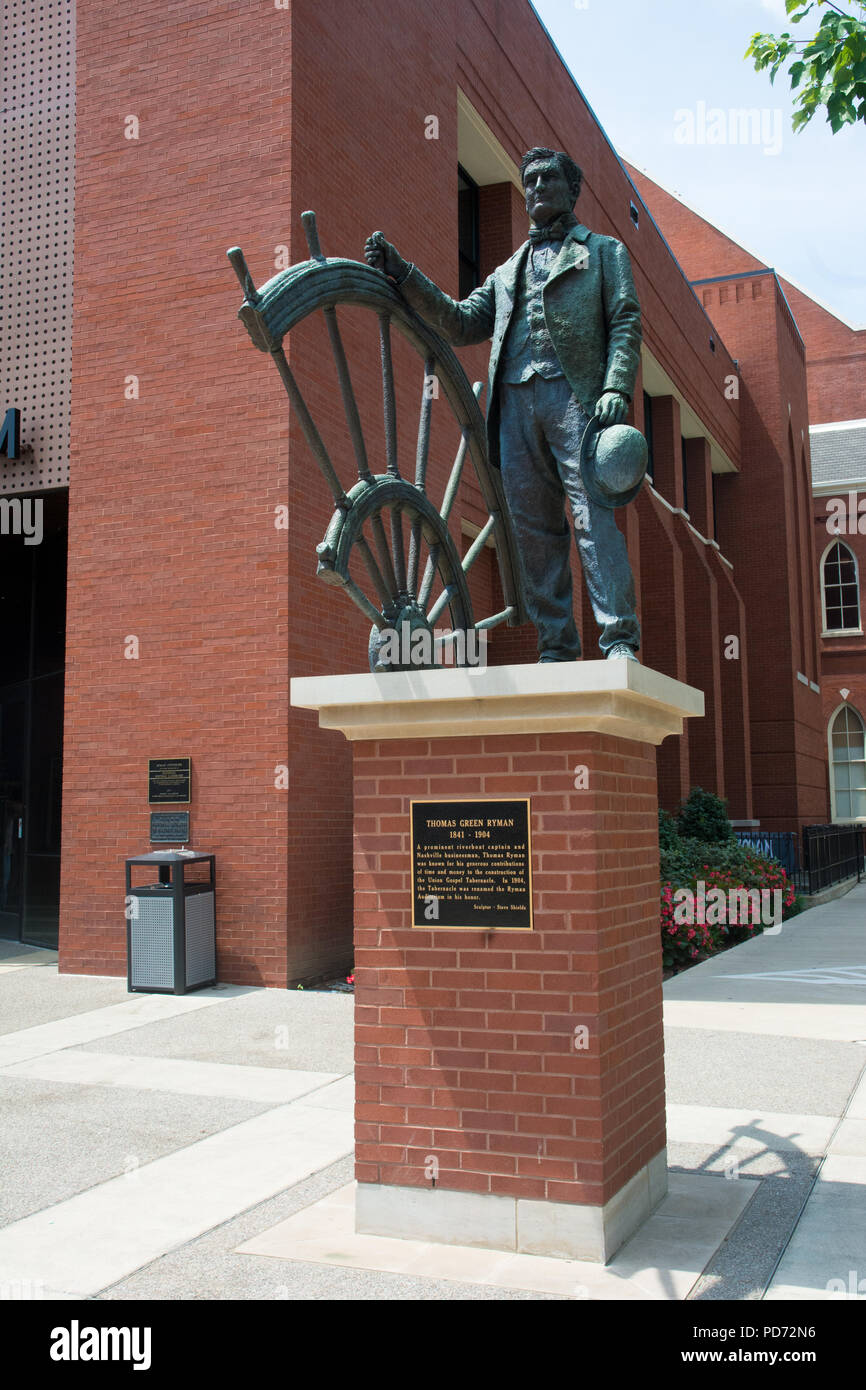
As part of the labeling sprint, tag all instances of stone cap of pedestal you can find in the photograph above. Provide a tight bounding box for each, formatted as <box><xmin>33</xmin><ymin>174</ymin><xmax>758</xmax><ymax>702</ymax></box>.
<box><xmin>291</xmin><ymin>660</ymin><xmax>704</xmax><ymax>746</ymax></box>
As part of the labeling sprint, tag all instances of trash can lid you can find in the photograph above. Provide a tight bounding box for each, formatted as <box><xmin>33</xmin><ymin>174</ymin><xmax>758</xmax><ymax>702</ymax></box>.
<box><xmin>126</xmin><ymin>850</ymin><xmax>214</xmax><ymax>865</ymax></box>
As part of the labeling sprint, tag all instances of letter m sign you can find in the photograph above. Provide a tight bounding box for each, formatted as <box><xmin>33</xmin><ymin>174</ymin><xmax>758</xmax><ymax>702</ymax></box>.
<box><xmin>0</xmin><ymin>409</ymin><xmax>20</xmax><ymax>462</ymax></box>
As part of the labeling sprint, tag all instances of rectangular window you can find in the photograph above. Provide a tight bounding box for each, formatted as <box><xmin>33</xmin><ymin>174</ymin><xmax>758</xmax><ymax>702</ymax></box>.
<box><xmin>458</xmin><ymin>165</ymin><xmax>480</xmax><ymax>299</ymax></box>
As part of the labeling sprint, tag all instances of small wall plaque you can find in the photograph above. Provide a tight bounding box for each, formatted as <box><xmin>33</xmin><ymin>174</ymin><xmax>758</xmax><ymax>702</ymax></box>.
<box><xmin>148</xmin><ymin>757</ymin><xmax>191</xmax><ymax>804</ymax></box>
<box><xmin>150</xmin><ymin>811</ymin><xmax>191</xmax><ymax>844</ymax></box>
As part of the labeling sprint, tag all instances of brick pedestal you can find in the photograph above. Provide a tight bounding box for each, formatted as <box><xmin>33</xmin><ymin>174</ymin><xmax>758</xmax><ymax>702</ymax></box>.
<box><xmin>292</xmin><ymin>661</ymin><xmax>702</xmax><ymax>1261</ymax></box>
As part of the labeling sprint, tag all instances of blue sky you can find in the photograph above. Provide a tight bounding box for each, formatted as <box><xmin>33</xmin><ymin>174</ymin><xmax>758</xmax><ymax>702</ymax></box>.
<box><xmin>531</xmin><ymin>0</ymin><xmax>865</xmax><ymax>326</ymax></box>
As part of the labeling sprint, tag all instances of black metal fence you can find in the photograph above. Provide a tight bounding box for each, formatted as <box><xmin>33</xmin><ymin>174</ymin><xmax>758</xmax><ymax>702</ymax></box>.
<box><xmin>734</xmin><ymin>830</ymin><xmax>799</xmax><ymax>878</ymax></box>
<box><xmin>734</xmin><ymin>824</ymin><xmax>865</xmax><ymax>896</ymax></box>
<box><xmin>798</xmin><ymin>824</ymin><xmax>865</xmax><ymax>896</ymax></box>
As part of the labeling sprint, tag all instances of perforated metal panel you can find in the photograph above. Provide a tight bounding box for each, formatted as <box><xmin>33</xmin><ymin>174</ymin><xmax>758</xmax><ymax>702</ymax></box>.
<box><xmin>1</xmin><ymin>0</ymin><xmax>74</xmax><ymax>496</ymax></box>
<box><xmin>130</xmin><ymin>896</ymin><xmax>175</xmax><ymax>991</ymax></box>
<box><xmin>185</xmin><ymin>891</ymin><xmax>215</xmax><ymax>988</ymax></box>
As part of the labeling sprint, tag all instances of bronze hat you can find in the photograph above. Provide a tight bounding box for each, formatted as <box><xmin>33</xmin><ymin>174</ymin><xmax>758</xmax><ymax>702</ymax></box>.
<box><xmin>579</xmin><ymin>415</ymin><xmax>648</xmax><ymax>509</ymax></box>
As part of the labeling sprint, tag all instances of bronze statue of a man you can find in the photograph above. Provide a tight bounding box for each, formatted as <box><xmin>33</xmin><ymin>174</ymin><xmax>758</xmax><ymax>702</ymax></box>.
<box><xmin>365</xmin><ymin>146</ymin><xmax>644</xmax><ymax>663</ymax></box>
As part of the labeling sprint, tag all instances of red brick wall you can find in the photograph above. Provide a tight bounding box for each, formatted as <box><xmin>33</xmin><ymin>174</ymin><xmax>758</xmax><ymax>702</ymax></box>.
<box><xmin>63</xmin><ymin>0</ymin><xmax>299</xmax><ymax>985</ymax></box>
<box><xmin>697</xmin><ymin>275</ymin><xmax>827</xmax><ymax>828</ymax></box>
<box><xmin>779</xmin><ymin>283</ymin><xmax>866</xmax><ymax>426</ymax></box>
<box><xmin>352</xmin><ymin>731</ymin><xmax>665</xmax><ymax>1206</ymax></box>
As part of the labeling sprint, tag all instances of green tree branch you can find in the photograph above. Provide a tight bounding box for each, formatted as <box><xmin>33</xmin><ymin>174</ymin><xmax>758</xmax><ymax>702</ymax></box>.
<box><xmin>746</xmin><ymin>0</ymin><xmax>866</xmax><ymax>131</ymax></box>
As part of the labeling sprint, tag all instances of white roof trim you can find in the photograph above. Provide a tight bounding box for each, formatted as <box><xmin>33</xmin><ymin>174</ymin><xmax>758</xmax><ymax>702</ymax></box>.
<box><xmin>810</xmin><ymin>419</ymin><xmax>866</xmax><ymax>434</ymax></box>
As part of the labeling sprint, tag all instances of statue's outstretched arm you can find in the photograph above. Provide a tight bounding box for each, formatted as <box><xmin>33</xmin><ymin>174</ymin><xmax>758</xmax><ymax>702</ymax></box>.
<box><xmin>365</xmin><ymin>231</ymin><xmax>495</xmax><ymax>348</ymax></box>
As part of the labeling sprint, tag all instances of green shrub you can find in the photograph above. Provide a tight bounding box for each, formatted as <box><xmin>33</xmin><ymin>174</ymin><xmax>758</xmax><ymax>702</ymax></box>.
<box><xmin>661</xmin><ymin>835</ymin><xmax>763</xmax><ymax>886</ymax></box>
<box><xmin>675</xmin><ymin>786</ymin><xmax>733</xmax><ymax>843</ymax></box>
<box><xmin>661</xmin><ymin>842</ymin><xmax>798</xmax><ymax>971</ymax></box>
<box><xmin>658</xmin><ymin>786</ymin><xmax>803</xmax><ymax>972</ymax></box>
<box><xmin>658</xmin><ymin>807</ymin><xmax>679</xmax><ymax>853</ymax></box>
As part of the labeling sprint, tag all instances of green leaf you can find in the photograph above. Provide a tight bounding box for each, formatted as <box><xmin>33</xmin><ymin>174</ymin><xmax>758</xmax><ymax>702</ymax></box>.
<box><xmin>789</xmin><ymin>59</ymin><xmax>807</xmax><ymax>87</ymax></box>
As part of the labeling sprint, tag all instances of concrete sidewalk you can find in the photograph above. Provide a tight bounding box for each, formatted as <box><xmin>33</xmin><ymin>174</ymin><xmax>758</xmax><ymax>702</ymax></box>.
<box><xmin>0</xmin><ymin>882</ymin><xmax>863</xmax><ymax>1300</ymax></box>
<box><xmin>663</xmin><ymin>879</ymin><xmax>866</xmax><ymax>1300</ymax></box>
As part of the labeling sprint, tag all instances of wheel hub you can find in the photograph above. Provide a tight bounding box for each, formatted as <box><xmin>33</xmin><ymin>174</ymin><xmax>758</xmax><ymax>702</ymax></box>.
<box><xmin>369</xmin><ymin>600</ymin><xmax>435</xmax><ymax>672</ymax></box>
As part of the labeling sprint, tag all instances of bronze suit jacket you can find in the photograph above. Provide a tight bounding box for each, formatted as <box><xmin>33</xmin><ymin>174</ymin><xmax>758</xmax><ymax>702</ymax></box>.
<box><xmin>397</xmin><ymin>223</ymin><xmax>643</xmax><ymax>468</ymax></box>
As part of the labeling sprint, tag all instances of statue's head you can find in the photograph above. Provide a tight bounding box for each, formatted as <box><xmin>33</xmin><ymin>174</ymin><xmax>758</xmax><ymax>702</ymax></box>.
<box><xmin>520</xmin><ymin>147</ymin><xmax>583</xmax><ymax>226</ymax></box>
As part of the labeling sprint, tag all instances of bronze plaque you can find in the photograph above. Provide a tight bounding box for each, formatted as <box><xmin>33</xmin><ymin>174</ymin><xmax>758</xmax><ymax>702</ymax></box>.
<box><xmin>149</xmin><ymin>811</ymin><xmax>191</xmax><ymax>843</ymax></box>
<box><xmin>148</xmin><ymin>757</ymin><xmax>191</xmax><ymax>805</ymax></box>
<box><xmin>410</xmin><ymin>798</ymin><xmax>533</xmax><ymax>930</ymax></box>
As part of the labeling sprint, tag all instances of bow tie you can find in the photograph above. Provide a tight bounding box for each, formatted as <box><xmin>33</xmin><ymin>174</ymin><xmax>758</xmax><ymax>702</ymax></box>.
<box><xmin>528</xmin><ymin>213</ymin><xmax>578</xmax><ymax>245</ymax></box>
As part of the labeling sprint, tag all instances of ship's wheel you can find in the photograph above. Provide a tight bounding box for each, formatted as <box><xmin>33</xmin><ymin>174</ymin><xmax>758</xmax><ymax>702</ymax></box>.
<box><xmin>228</xmin><ymin>212</ymin><xmax>525</xmax><ymax>671</ymax></box>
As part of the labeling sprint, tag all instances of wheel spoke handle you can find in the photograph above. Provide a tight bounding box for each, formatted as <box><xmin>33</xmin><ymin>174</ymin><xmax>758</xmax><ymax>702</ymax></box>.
<box><xmin>462</xmin><ymin>516</ymin><xmax>496</xmax><ymax>573</ymax></box>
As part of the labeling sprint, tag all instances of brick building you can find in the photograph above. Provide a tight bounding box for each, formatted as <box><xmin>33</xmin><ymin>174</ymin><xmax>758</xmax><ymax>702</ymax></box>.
<box><xmin>626</xmin><ymin>165</ymin><xmax>866</xmax><ymax>829</ymax></box>
<box><xmin>812</xmin><ymin>422</ymin><xmax>866</xmax><ymax>823</ymax></box>
<box><xmin>1</xmin><ymin>0</ymin><xmax>848</xmax><ymax>984</ymax></box>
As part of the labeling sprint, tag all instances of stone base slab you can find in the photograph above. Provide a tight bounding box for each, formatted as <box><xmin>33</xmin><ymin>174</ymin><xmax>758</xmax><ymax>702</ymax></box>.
<box><xmin>291</xmin><ymin>660</ymin><xmax>704</xmax><ymax>745</ymax></box>
<box><xmin>355</xmin><ymin>1149</ymin><xmax>668</xmax><ymax>1264</ymax></box>
<box><xmin>237</xmin><ymin>1169</ymin><xmax>758</xmax><ymax>1299</ymax></box>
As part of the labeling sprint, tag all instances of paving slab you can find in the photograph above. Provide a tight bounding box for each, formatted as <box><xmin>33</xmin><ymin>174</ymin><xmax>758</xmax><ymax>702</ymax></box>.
<box><xmin>0</xmin><ymin>1097</ymin><xmax>354</xmax><ymax>1297</ymax></box>
<box><xmin>0</xmin><ymin>966</ymin><xmax>131</xmax><ymax>1033</ymax></box>
<box><xmin>666</xmin><ymin>1103</ymin><xmax>837</xmax><ymax>1158</ymax></box>
<box><xmin>98</xmin><ymin>1157</ymin><xmax>552</xmax><ymax>1301</ymax></box>
<box><xmin>64</xmin><ymin>989</ymin><xmax>355</xmax><ymax>1073</ymax></box>
<box><xmin>0</xmin><ymin>1076</ymin><xmax>271</xmax><ymax>1225</ymax></box>
<box><xmin>828</xmin><ymin>1118</ymin><xmax>866</xmax><ymax>1157</ymax></box>
<box><xmin>664</xmin><ymin>1027</ymin><xmax>865</xmax><ymax>1114</ymax></box>
<box><xmin>664</xmin><ymin>999</ymin><xmax>866</xmax><ymax>1040</ymax></box>
<box><xmin>0</xmin><ymin>985</ymin><xmax>251</xmax><ymax>1067</ymax></box>
<box><xmin>236</xmin><ymin>1172</ymin><xmax>757</xmax><ymax>1301</ymax></box>
<box><xmin>1</xmin><ymin>1049</ymin><xmax>345</xmax><ymax>1104</ymax></box>
<box><xmin>766</xmin><ymin>1166</ymin><xmax>866</xmax><ymax>1301</ymax></box>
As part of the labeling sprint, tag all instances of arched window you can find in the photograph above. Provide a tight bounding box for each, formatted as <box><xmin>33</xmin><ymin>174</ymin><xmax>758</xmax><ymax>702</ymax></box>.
<box><xmin>829</xmin><ymin>705</ymin><xmax>866</xmax><ymax>822</ymax></box>
<box><xmin>822</xmin><ymin>541</ymin><xmax>861</xmax><ymax>633</ymax></box>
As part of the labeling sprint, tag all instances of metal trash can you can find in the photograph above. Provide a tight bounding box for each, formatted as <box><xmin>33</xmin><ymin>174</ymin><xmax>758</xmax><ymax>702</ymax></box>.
<box><xmin>126</xmin><ymin>851</ymin><xmax>216</xmax><ymax>994</ymax></box>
